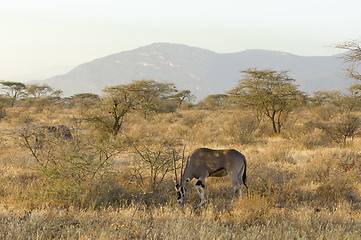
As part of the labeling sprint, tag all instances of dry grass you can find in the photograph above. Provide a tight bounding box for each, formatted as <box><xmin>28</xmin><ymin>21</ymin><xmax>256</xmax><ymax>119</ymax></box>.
<box><xmin>0</xmin><ymin>202</ymin><xmax>360</xmax><ymax>239</ymax></box>
<box><xmin>1</xmin><ymin>107</ymin><xmax>361</xmax><ymax>239</ymax></box>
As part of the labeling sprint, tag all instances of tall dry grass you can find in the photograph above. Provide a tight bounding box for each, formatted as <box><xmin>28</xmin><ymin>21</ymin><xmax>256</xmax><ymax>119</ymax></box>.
<box><xmin>0</xmin><ymin>201</ymin><xmax>360</xmax><ymax>239</ymax></box>
<box><xmin>1</xmin><ymin>106</ymin><xmax>361</xmax><ymax>239</ymax></box>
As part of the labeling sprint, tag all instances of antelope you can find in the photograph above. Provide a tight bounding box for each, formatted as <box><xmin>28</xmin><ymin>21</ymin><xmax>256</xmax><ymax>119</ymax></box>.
<box><xmin>174</xmin><ymin>148</ymin><xmax>247</xmax><ymax>206</ymax></box>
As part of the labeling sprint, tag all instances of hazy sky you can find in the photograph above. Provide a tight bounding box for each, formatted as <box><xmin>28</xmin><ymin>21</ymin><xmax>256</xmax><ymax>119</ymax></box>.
<box><xmin>1</xmin><ymin>0</ymin><xmax>361</xmax><ymax>81</ymax></box>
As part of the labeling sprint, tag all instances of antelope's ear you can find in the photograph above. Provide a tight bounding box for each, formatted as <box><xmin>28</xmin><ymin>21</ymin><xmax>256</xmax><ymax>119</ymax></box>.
<box><xmin>185</xmin><ymin>178</ymin><xmax>191</xmax><ymax>183</ymax></box>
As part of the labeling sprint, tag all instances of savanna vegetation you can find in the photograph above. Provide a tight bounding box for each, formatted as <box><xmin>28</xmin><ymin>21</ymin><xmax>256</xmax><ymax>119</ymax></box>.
<box><xmin>1</xmin><ymin>42</ymin><xmax>361</xmax><ymax>239</ymax></box>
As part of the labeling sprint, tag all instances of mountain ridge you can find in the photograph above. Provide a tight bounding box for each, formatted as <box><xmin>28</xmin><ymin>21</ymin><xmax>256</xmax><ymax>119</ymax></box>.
<box><xmin>40</xmin><ymin>43</ymin><xmax>351</xmax><ymax>100</ymax></box>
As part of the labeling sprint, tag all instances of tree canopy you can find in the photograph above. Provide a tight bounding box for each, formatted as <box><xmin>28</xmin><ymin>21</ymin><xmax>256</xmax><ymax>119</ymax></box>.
<box><xmin>336</xmin><ymin>40</ymin><xmax>361</xmax><ymax>81</ymax></box>
<box><xmin>91</xmin><ymin>80</ymin><xmax>176</xmax><ymax>137</ymax></box>
<box><xmin>228</xmin><ymin>68</ymin><xmax>304</xmax><ymax>133</ymax></box>
<box><xmin>0</xmin><ymin>81</ymin><xmax>27</xmax><ymax>107</ymax></box>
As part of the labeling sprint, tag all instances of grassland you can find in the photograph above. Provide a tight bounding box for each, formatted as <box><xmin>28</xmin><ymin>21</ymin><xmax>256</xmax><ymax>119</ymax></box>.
<box><xmin>1</xmin><ymin>104</ymin><xmax>361</xmax><ymax>239</ymax></box>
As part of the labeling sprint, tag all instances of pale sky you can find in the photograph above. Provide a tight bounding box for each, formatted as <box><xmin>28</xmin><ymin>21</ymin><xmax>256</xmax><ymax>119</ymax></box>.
<box><xmin>1</xmin><ymin>0</ymin><xmax>361</xmax><ymax>82</ymax></box>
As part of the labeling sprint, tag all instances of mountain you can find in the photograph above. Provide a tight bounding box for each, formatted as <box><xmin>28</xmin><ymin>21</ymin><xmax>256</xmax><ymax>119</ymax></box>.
<box><xmin>41</xmin><ymin>43</ymin><xmax>351</xmax><ymax>100</ymax></box>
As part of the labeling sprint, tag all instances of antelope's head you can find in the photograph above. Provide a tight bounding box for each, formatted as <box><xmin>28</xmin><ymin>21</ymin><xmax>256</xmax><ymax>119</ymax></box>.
<box><xmin>175</xmin><ymin>178</ymin><xmax>190</xmax><ymax>204</ymax></box>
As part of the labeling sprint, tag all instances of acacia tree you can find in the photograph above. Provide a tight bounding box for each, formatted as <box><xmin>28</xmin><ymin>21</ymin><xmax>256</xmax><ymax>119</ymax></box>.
<box><xmin>202</xmin><ymin>94</ymin><xmax>229</xmax><ymax>110</ymax></box>
<box><xmin>228</xmin><ymin>68</ymin><xmax>304</xmax><ymax>133</ymax></box>
<box><xmin>26</xmin><ymin>84</ymin><xmax>62</xmax><ymax>111</ymax></box>
<box><xmin>0</xmin><ymin>95</ymin><xmax>6</xmax><ymax>120</ymax></box>
<box><xmin>312</xmin><ymin>85</ymin><xmax>361</xmax><ymax>115</ymax></box>
<box><xmin>336</xmin><ymin>40</ymin><xmax>361</xmax><ymax>81</ymax></box>
<box><xmin>27</xmin><ymin>84</ymin><xmax>54</xmax><ymax>98</ymax></box>
<box><xmin>86</xmin><ymin>80</ymin><xmax>175</xmax><ymax>137</ymax></box>
<box><xmin>0</xmin><ymin>81</ymin><xmax>27</xmax><ymax>107</ymax></box>
<box><xmin>70</xmin><ymin>93</ymin><xmax>100</xmax><ymax>110</ymax></box>
<box><xmin>311</xmin><ymin>85</ymin><xmax>361</xmax><ymax>145</ymax></box>
<box><xmin>169</xmin><ymin>90</ymin><xmax>194</xmax><ymax>108</ymax></box>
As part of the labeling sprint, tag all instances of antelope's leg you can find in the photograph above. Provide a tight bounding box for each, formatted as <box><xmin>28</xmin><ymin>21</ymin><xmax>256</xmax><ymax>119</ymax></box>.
<box><xmin>231</xmin><ymin>178</ymin><xmax>242</xmax><ymax>202</ymax></box>
<box><xmin>194</xmin><ymin>179</ymin><xmax>206</xmax><ymax>206</ymax></box>
<box><xmin>232</xmin><ymin>187</ymin><xmax>239</xmax><ymax>202</ymax></box>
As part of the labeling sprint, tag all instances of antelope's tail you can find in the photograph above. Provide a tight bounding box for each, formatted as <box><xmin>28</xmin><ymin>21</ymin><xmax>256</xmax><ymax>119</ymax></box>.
<box><xmin>242</xmin><ymin>160</ymin><xmax>248</xmax><ymax>189</ymax></box>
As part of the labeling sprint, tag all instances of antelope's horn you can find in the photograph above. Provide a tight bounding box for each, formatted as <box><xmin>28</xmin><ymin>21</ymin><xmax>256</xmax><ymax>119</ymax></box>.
<box><xmin>173</xmin><ymin>150</ymin><xmax>178</xmax><ymax>185</ymax></box>
<box><xmin>181</xmin><ymin>146</ymin><xmax>186</xmax><ymax>182</ymax></box>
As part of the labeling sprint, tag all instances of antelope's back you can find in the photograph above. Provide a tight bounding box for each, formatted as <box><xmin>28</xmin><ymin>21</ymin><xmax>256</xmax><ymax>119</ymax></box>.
<box><xmin>199</xmin><ymin>147</ymin><xmax>244</xmax><ymax>163</ymax></box>
<box><xmin>190</xmin><ymin>148</ymin><xmax>241</xmax><ymax>172</ymax></box>
<box><xmin>224</xmin><ymin>149</ymin><xmax>246</xmax><ymax>161</ymax></box>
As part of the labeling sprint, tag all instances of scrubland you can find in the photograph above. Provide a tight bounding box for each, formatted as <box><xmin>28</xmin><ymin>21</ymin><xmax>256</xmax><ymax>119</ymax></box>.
<box><xmin>1</xmin><ymin>103</ymin><xmax>361</xmax><ymax>240</ymax></box>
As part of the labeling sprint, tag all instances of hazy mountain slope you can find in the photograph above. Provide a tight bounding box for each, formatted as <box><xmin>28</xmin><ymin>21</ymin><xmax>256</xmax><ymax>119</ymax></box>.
<box><xmin>208</xmin><ymin>50</ymin><xmax>346</xmax><ymax>95</ymax></box>
<box><xmin>42</xmin><ymin>43</ymin><xmax>349</xmax><ymax>100</ymax></box>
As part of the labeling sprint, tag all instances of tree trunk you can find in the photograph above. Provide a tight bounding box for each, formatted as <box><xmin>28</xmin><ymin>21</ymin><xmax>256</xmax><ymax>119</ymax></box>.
<box><xmin>271</xmin><ymin>118</ymin><xmax>278</xmax><ymax>133</ymax></box>
<box><xmin>269</xmin><ymin>111</ymin><xmax>280</xmax><ymax>133</ymax></box>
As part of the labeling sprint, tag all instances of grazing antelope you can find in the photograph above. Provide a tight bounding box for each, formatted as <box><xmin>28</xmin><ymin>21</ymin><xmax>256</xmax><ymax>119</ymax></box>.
<box><xmin>174</xmin><ymin>148</ymin><xmax>247</xmax><ymax>206</ymax></box>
